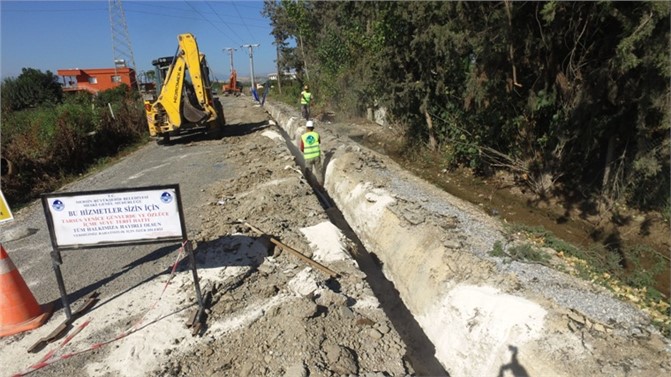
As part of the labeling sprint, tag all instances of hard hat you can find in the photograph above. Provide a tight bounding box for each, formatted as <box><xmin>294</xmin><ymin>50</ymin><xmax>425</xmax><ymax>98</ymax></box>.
<box><xmin>306</xmin><ymin>120</ymin><xmax>314</xmax><ymax>128</ymax></box>
<box><xmin>304</xmin><ymin>85</ymin><xmax>309</xmax><ymax>90</ymax></box>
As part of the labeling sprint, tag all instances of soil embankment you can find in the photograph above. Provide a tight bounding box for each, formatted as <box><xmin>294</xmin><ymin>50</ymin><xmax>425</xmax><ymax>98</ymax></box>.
<box><xmin>265</xmin><ymin>100</ymin><xmax>671</xmax><ymax>377</ymax></box>
<box><xmin>1</xmin><ymin>96</ymin><xmax>668</xmax><ymax>377</ymax></box>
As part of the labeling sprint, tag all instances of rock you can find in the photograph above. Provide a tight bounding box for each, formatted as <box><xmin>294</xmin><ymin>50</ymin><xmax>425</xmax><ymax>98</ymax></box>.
<box><xmin>316</xmin><ymin>289</ymin><xmax>348</xmax><ymax>307</ymax></box>
<box><xmin>376</xmin><ymin>324</ymin><xmax>390</xmax><ymax>334</ymax></box>
<box><xmin>592</xmin><ymin>323</ymin><xmax>606</xmax><ymax>333</ymax></box>
<box><xmin>287</xmin><ymin>270</ymin><xmax>319</xmax><ymax>297</ymax></box>
<box><xmin>339</xmin><ymin>306</ymin><xmax>355</xmax><ymax>319</ymax></box>
<box><xmin>403</xmin><ymin>211</ymin><xmax>425</xmax><ymax>225</ymax></box>
<box><xmin>443</xmin><ymin>239</ymin><xmax>461</xmax><ymax>249</ymax></box>
<box><xmin>239</xmin><ymin>361</ymin><xmax>254</xmax><ymax>377</ymax></box>
<box><xmin>365</xmin><ymin>327</ymin><xmax>383</xmax><ymax>340</ymax></box>
<box><xmin>567</xmin><ymin>311</ymin><xmax>586</xmax><ymax>324</ymax></box>
<box><xmin>259</xmin><ymin>284</ymin><xmax>279</xmax><ymax>298</ymax></box>
<box><xmin>258</xmin><ymin>261</ymin><xmax>275</xmax><ymax>275</ymax></box>
<box><xmin>323</xmin><ymin>343</ymin><xmax>358</xmax><ymax>375</ymax></box>
<box><xmin>287</xmin><ymin>299</ymin><xmax>319</xmax><ymax>319</ymax></box>
<box><xmin>284</xmin><ymin>362</ymin><xmax>308</xmax><ymax>377</ymax></box>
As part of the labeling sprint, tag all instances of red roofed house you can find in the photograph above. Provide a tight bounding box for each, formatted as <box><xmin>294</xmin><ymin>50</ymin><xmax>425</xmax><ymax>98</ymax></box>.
<box><xmin>57</xmin><ymin>66</ymin><xmax>136</xmax><ymax>94</ymax></box>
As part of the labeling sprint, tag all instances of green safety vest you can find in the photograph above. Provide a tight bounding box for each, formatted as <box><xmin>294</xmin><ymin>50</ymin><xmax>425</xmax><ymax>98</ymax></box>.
<box><xmin>300</xmin><ymin>91</ymin><xmax>312</xmax><ymax>105</ymax></box>
<box><xmin>301</xmin><ymin>131</ymin><xmax>321</xmax><ymax>160</ymax></box>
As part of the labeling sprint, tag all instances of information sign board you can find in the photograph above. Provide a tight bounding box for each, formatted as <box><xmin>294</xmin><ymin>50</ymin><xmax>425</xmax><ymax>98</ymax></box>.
<box><xmin>42</xmin><ymin>185</ymin><xmax>186</xmax><ymax>249</ymax></box>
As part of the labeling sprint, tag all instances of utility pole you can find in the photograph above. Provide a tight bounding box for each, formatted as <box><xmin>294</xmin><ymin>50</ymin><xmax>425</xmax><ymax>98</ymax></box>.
<box><xmin>274</xmin><ymin>39</ymin><xmax>282</xmax><ymax>94</ymax></box>
<box><xmin>223</xmin><ymin>47</ymin><xmax>236</xmax><ymax>73</ymax></box>
<box><xmin>242</xmin><ymin>44</ymin><xmax>260</xmax><ymax>92</ymax></box>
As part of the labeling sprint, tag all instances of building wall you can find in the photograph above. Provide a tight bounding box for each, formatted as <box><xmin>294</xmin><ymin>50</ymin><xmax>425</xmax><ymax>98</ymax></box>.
<box><xmin>58</xmin><ymin>68</ymin><xmax>136</xmax><ymax>93</ymax></box>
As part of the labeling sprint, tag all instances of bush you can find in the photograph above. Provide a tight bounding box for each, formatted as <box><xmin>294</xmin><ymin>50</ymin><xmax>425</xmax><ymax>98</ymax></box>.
<box><xmin>1</xmin><ymin>87</ymin><xmax>147</xmax><ymax>207</ymax></box>
<box><xmin>1</xmin><ymin>68</ymin><xmax>62</xmax><ymax>112</ymax></box>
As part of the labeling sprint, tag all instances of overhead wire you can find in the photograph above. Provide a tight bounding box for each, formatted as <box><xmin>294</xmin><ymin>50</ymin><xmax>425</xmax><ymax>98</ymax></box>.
<box><xmin>2</xmin><ymin>1</ymin><xmax>273</xmax><ymax>77</ymax></box>
<box><xmin>183</xmin><ymin>1</ymin><xmax>244</xmax><ymax>45</ymax></box>
<box><xmin>123</xmin><ymin>8</ymin><xmax>207</xmax><ymax>22</ymax></box>
<box><xmin>204</xmin><ymin>1</ymin><xmax>246</xmax><ymax>45</ymax></box>
<box><xmin>1</xmin><ymin>7</ymin><xmax>106</xmax><ymax>13</ymax></box>
<box><xmin>231</xmin><ymin>1</ymin><xmax>255</xmax><ymax>41</ymax></box>
<box><xmin>121</xmin><ymin>6</ymin><xmax>267</xmax><ymax>30</ymax></box>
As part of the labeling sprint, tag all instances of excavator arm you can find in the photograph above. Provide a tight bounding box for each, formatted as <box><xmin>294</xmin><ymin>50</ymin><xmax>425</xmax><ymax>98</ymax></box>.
<box><xmin>145</xmin><ymin>33</ymin><xmax>224</xmax><ymax>141</ymax></box>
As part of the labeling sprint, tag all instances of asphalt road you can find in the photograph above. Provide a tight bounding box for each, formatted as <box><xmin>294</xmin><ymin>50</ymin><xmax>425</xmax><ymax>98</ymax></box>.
<box><xmin>1</xmin><ymin>97</ymin><xmax>252</xmax><ymax>322</ymax></box>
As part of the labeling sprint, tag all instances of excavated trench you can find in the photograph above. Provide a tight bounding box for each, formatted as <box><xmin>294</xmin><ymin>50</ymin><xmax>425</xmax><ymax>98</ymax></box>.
<box><xmin>261</xmin><ymin>102</ymin><xmax>671</xmax><ymax>377</ymax></box>
<box><xmin>271</xmin><ymin>117</ymin><xmax>448</xmax><ymax>376</ymax></box>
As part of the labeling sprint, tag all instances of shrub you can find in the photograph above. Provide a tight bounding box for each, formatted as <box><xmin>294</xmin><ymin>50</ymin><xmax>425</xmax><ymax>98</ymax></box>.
<box><xmin>1</xmin><ymin>87</ymin><xmax>147</xmax><ymax>207</ymax></box>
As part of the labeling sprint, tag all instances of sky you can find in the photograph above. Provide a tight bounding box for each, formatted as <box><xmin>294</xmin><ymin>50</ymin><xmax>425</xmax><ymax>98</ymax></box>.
<box><xmin>0</xmin><ymin>0</ymin><xmax>280</xmax><ymax>82</ymax></box>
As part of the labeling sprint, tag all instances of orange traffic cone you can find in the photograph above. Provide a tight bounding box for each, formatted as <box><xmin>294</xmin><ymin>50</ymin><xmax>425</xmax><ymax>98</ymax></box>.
<box><xmin>0</xmin><ymin>243</ymin><xmax>53</xmax><ymax>337</ymax></box>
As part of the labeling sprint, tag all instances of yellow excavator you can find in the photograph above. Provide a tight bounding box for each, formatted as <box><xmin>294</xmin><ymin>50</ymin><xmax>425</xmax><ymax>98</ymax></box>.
<box><xmin>144</xmin><ymin>33</ymin><xmax>225</xmax><ymax>144</ymax></box>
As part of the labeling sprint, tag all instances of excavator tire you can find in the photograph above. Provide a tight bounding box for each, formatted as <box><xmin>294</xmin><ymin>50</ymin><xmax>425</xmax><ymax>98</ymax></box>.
<box><xmin>215</xmin><ymin>100</ymin><xmax>226</xmax><ymax>127</ymax></box>
<box><xmin>207</xmin><ymin>100</ymin><xmax>226</xmax><ymax>139</ymax></box>
<box><xmin>1</xmin><ymin>157</ymin><xmax>14</xmax><ymax>177</ymax></box>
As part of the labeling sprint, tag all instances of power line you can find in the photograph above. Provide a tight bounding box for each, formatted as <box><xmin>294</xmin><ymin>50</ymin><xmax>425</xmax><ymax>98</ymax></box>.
<box><xmin>1</xmin><ymin>5</ymin><xmax>270</xmax><ymax>29</ymax></box>
<box><xmin>183</xmin><ymin>1</ymin><xmax>237</xmax><ymax>43</ymax></box>
<box><xmin>204</xmin><ymin>1</ymin><xmax>245</xmax><ymax>45</ymax></box>
<box><xmin>124</xmin><ymin>9</ymin><xmax>206</xmax><ymax>22</ymax></box>
<box><xmin>231</xmin><ymin>1</ymin><xmax>255</xmax><ymax>41</ymax></box>
<box><xmin>1</xmin><ymin>8</ymin><xmax>106</xmax><ymax>13</ymax></box>
<box><xmin>124</xmin><ymin>1</ymin><xmax>193</xmax><ymax>12</ymax></box>
<box><xmin>122</xmin><ymin>8</ymin><xmax>269</xmax><ymax>29</ymax></box>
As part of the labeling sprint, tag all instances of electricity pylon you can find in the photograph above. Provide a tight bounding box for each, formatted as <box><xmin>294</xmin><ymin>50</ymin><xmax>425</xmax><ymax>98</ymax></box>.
<box><xmin>108</xmin><ymin>0</ymin><xmax>139</xmax><ymax>90</ymax></box>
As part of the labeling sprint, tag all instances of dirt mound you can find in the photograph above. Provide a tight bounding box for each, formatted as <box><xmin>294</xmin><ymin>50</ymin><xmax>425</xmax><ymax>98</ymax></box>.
<box><xmin>165</xmin><ymin>105</ymin><xmax>412</xmax><ymax>376</ymax></box>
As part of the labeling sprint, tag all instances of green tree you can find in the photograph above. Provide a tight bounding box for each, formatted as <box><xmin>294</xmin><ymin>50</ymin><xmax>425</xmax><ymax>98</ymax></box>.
<box><xmin>266</xmin><ymin>0</ymin><xmax>670</xmax><ymax>211</ymax></box>
<box><xmin>1</xmin><ymin>68</ymin><xmax>63</xmax><ymax>112</ymax></box>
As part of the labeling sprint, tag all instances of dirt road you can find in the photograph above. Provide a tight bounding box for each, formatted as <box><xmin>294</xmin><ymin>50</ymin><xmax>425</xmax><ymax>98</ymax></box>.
<box><xmin>1</xmin><ymin>95</ymin><xmax>669</xmax><ymax>377</ymax></box>
<box><xmin>0</xmin><ymin>96</ymin><xmax>421</xmax><ymax>376</ymax></box>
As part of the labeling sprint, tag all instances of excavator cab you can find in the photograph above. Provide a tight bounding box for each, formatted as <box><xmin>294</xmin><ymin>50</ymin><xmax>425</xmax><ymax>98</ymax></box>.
<box><xmin>152</xmin><ymin>56</ymin><xmax>174</xmax><ymax>94</ymax></box>
<box><xmin>144</xmin><ymin>34</ymin><xmax>225</xmax><ymax>144</ymax></box>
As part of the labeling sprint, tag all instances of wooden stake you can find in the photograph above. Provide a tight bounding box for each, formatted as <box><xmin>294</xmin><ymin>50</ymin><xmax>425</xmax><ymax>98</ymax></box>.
<box><xmin>244</xmin><ymin>222</ymin><xmax>339</xmax><ymax>278</ymax></box>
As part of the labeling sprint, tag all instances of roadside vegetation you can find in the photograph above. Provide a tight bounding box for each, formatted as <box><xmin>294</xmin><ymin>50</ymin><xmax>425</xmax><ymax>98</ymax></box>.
<box><xmin>263</xmin><ymin>0</ymin><xmax>670</xmax><ymax>332</ymax></box>
<box><xmin>0</xmin><ymin>0</ymin><xmax>667</xmax><ymax>335</ymax></box>
<box><xmin>490</xmin><ymin>225</ymin><xmax>670</xmax><ymax>336</ymax></box>
<box><xmin>264</xmin><ymin>1</ymin><xmax>669</xmax><ymax>215</ymax></box>
<box><xmin>1</xmin><ymin>68</ymin><xmax>147</xmax><ymax>208</ymax></box>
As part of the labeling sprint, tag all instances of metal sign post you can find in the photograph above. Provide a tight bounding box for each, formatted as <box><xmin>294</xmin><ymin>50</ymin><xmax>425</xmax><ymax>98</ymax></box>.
<box><xmin>41</xmin><ymin>184</ymin><xmax>204</xmax><ymax>323</ymax></box>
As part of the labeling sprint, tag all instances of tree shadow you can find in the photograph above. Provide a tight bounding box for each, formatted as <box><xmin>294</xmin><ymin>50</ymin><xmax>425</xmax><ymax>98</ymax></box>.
<box><xmin>49</xmin><ymin>242</ymin><xmax>180</xmax><ymax>313</ymax></box>
<box><xmin>50</xmin><ymin>235</ymin><xmax>269</xmax><ymax>315</ymax></box>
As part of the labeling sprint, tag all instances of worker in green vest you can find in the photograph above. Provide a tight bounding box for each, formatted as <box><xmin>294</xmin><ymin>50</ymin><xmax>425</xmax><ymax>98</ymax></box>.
<box><xmin>300</xmin><ymin>85</ymin><xmax>312</xmax><ymax>121</ymax></box>
<box><xmin>300</xmin><ymin>120</ymin><xmax>322</xmax><ymax>185</ymax></box>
